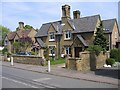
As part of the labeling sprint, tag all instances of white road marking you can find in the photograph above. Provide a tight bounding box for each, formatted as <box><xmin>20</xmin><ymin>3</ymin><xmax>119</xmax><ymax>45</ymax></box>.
<box><xmin>33</xmin><ymin>78</ymin><xmax>51</xmax><ymax>82</ymax></box>
<box><xmin>2</xmin><ymin>76</ymin><xmax>38</xmax><ymax>88</ymax></box>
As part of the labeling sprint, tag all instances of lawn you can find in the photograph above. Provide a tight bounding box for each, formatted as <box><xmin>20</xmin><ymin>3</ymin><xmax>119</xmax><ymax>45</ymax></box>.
<box><xmin>45</xmin><ymin>58</ymin><xmax>65</xmax><ymax>65</ymax></box>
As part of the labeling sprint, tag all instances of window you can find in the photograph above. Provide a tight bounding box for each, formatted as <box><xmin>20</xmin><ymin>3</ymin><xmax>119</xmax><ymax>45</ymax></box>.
<box><xmin>49</xmin><ymin>46</ymin><xmax>56</xmax><ymax>56</ymax></box>
<box><xmin>65</xmin><ymin>47</ymin><xmax>71</xmax><ymax>54</ymax></box>
<box><xmin>49</xmin><ymin>32</ymin><xmax>55</xmax><ymax>41</ymax></box>
<box><xmin>115</xmin><ymin>32</ymin><xmax>117</xmax><ymax>39</ymax></box>
<box><xmin>5</xmin><ymin>40</ymin><xmax>8</xmax><ymax>45</ymax></box>
<box><xmin>64</xmin><ymin>31</ymin><xmax>71</xmax><ymax>40</ymax></box>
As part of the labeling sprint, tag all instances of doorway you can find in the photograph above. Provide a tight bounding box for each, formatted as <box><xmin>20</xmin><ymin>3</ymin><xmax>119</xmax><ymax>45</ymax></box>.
<box><xmin>74</xmin><ymin>47</ymin><xmax>82</xmax><ymax>57</ymax></box>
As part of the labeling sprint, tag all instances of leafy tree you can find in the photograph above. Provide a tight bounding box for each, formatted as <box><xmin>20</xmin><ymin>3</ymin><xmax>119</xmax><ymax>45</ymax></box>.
<box><xmin>13</xmin><ymin>36</ymin><xmax>33</xmax><ymax>53</ymax></box>
<box><xmin>24</xmin><ymin>25</ymin><xmax>33</xmax><ymax>30</ymax></box>
<box><xmin>93</xmin><ymin>23</ymin><xmax>108</xmax><ymax>51</ymax></box>
<box><xmin>0</xmin><ymin>25</ymin><xmax>10</xmax><ymax>46</ymax></box>
<box><xmin>13</xmin><ymin>41</ymin><xmax>21</xmax><ymax>53</ymax></box>
<box><xmin>19</xmin><ymin>36</ymin><xmax>33</xmax><ymax>52</ymax></box>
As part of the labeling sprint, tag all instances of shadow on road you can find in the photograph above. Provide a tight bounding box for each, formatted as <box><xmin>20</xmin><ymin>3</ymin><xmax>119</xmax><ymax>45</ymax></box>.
<box><xmin>94</xmin><ymin>68</ymin><xmax>120</xmax><ymax>79</ymax></box>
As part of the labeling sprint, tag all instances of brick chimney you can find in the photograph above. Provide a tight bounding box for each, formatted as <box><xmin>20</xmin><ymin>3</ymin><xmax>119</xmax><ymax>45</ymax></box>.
<box><xmin>61</xmin><ymin>4</ymin><xmax>71</xmax><ymax>23</ymax></box>
<box><xmin>19</xmin><ymin>22</ymin><xmax>24</xmax><ymax>30</ymax></box>
<box><xmin>73</xmin><ymin>10</ymin><xmax>80</xmax><ymax>19</ymax></box>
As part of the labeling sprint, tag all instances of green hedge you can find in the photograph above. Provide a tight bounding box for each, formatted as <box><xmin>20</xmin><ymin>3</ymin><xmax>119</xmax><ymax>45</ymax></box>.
<box><xmin>110</xmin><ymin>48</ymin><xmax>120</xmax><ymax>62</ymax></box>
<box><xmin>106</xmin><ymin>58</ymin><xmax>115</xmax><ymax>66</ymax></box>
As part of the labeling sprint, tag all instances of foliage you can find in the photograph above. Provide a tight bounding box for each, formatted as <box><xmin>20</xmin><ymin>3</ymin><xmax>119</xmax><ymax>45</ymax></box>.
<box><xmin>45</xmin><ymin>57</ymin><xmax>65</xmax><ymax>65</ymax></box>
<box><xmin>110</xmin><ymin>48</ymin><xmax>120</xmax><ymax>62</ymax></box>
<box><xmin>13</xmin><ymin>41</ymin><xmax>21</xmax><ymax>53</ymax></box>
<box><xmin>0</xmin><ymin>25</ymin><xmax>10</xmax><ymax>46</ymax></box>
<box><xmin>24</xmin><ymin>25</ymin><xmax>33</xmax><ymax>30</ymax></box>
<box><xmin>106</xmin><ymin>58</ymin><xmax>115</xmax><ymax>66</ymax></box>
<box><xmin>2</xmin><ymin>47</ymin><xmax>8</xmax><ymax>55</ymax></box>
<box><xmin>19</xmin><ymin>36</ymin><xmax>33</xmax><ymax>52</ymax></box>
<box><xmin>93</xmin><ymin>23</ymin><xmax>108</xmax><ymax>51</ymax></box>
<box><xmin>13</xmin><ymin>36</ymin><xmax>33</xmax><ymax>53</ymax></box>
<box><xmin>87</xmin><ymin>45</ymin><xmax>102</xmax><ymax>56</ymax></box>
<box><xmin>31</xmin><ymin>51</ymin><xmax>35</xmax><ymax>55</ymax></box>
<box><xmin>44</xmin><ymin>47</ymin><xmax>49</xmax><ymax>61</ymax></box>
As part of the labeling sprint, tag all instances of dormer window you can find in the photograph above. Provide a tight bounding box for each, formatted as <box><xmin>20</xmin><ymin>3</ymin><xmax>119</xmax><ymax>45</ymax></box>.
<box><xmin>64</xmin><ymin>31</ymin><xmax>71</xmax><ymax>40</ymax></box>
<box><xmin>49</xmin><ymin>32</ymin><xmax>55</xmax><ymax>41</ymax></box>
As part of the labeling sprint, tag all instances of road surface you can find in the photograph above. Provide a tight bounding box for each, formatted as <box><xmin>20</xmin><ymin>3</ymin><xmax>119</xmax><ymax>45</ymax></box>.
<box><xmin>2</xmin><ymin>66</ymin><xmax>118</xmax><ymax>88</ymax></box>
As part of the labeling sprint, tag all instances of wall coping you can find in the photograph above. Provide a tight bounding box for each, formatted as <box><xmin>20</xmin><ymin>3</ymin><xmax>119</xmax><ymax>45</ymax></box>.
<box><xmin>68</xmin><ymin>57</ymin><xmax>81</xmax><ymax>60</ymax></box>
<box><xmin>12</xmin><ymin>55</ymin><xmax>42</xmax><ymax>58</ymax></box>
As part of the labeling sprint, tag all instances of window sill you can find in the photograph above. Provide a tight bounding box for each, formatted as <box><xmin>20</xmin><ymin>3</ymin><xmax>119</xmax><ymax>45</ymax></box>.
<box><xmin>49</xmin><ymin>39</ymin><xmax>55</xmax><ymax>42</ymax></box>
<box><xmin>64</xmin><ymin>38</ymin><xmax>71</xmax><ymax>41</ymax></box>
<box><xmin>49</xmin><ymin>54</ymin><xmax>55</xmax><ymax>56</ymax></box>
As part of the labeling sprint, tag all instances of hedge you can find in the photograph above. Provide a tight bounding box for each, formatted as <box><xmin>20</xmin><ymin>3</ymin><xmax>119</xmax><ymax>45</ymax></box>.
<box><xmin>110</xmin><ymin>48</ymin><xmax>120</xmax><ymax>62</ymax></box>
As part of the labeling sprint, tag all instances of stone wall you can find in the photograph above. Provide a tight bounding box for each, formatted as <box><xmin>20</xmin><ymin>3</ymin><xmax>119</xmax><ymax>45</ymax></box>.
<box><xmin>66</xmin><ymin>51</ymin><xmax>109</xmax><ymax>71</ymax></box>
<box><xmin>11</xmin><ymin>55</ymin><xmax>45</xmax><ymax>66</ymax></box>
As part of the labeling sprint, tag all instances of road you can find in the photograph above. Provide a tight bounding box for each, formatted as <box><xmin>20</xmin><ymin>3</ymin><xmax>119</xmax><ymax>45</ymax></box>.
<box><xmin>2</xmin><ymin>66</ymin><xmax>118</xmax><ymax>88</ymax></box>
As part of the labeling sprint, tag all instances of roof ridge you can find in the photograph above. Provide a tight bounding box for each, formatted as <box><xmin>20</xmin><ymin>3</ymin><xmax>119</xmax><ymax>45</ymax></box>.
<box><xmin>102</xmin><ymin>18</ymin><xmax>116</xmax><ymax>21</ymax></box>
<box><xmin>42</xmin><ymin>20</ymin><xmax>61</xmax><ymax>25</ymax></box>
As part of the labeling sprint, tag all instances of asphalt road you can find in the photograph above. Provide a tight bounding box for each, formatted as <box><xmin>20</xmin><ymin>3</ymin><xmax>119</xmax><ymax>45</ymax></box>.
<box><xmin>2</xmin><ymin>66</ymin><xmax>118</xmax><ymax>88</ymax></box>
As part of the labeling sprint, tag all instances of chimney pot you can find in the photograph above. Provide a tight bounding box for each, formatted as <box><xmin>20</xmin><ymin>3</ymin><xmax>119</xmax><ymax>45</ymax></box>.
<box><xmin>73</xmin><ymin>10</ymin><xmax>80</xmax><ymax>19</ymax></box>
<box><xmin>19</xmin><ymin>22</ymin><xmax>24</xmax><ymax>30</ymax></box>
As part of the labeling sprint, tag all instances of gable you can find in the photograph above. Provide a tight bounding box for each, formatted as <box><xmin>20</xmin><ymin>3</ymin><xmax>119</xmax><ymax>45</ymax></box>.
<box><xmin>62</xmin><ymin>21</ymin><xmax>74</xmax><ymax>32</ymax></box>
<box><xmin>48</xmin><ymin>24</ymin><xmax>56</xmax><ymax>33</ymax></box>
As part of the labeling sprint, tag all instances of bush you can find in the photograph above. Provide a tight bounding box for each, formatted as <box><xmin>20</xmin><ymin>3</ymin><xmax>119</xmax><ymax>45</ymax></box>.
<box><xmin>87</xmin><ymin>45</ymin><xmax>102</xmax><ymax>56</ymax></box>
<box><xmin>110</xmin><ymin>48</ymin><xmax>120</xmax><ymax>62</ymax></box>
<box><xmin>31</xmin><ymin>51</ymin><xmax>35</xmax><ymax>55</ymax></box>
<box><xmin>2</xmin><ymin>47</ymin><xmax>8</xmax><ymax>55</ymax></box>
<box><xmin>106</xmin><ymin>58</ymin><xmax>115</xmax><ymax>66</ymax></box>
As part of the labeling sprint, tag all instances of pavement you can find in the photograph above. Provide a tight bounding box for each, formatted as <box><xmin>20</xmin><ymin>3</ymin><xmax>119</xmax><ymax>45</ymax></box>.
<box><xmin>2</xmin><ymin>61</ymin><xmax>119</xmax><ymax>85</ymax></box>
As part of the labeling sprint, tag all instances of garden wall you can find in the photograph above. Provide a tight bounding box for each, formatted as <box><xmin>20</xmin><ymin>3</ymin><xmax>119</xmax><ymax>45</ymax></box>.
<box><xmin>66</xmin><ymin>51</ymin><xmax>109</xmax><ymax>71</ymax></box>
<box><xmin>11</xmin><ymin>55</ymin><xmax>44</xmax><ymax>66</ymax></box>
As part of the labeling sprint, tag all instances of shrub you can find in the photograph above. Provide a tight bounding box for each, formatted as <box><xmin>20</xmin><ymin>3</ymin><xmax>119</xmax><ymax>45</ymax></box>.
<box><xmin>110</xmin><ymin>49</ymin><xmax>120</xmax><ymax>62</ymax></box>
<box><xmin>31</xmin><ymin>51</ymin><xmax>35</xmax><ymax>55</ymax></box>
<box><xmin>87</xmin><ymin>45</ymin><xmax>102</xmax><ymax>56</ymax></box>
<box><xmin>2</xmin><ymin>47</ymin><xmax>8</xmax><ymax>55</ymax></box>
<box><xmin>106</xmin><ymin>58</ymin><xmax>115</xmax><ymax>66</ymax></box>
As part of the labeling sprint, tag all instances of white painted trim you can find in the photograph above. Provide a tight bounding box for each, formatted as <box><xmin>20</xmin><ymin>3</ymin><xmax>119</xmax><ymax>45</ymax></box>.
<box><xmin>49</xmin><ymin>54</ymin><xmax>55</xmax><ymax>56</ymax></box>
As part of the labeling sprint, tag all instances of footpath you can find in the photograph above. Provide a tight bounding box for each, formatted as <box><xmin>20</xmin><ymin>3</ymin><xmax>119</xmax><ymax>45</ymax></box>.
<box><xmin>2</xmin><ymin>61</ymin><xmax>119</xmax><ymax>85</ymax></box>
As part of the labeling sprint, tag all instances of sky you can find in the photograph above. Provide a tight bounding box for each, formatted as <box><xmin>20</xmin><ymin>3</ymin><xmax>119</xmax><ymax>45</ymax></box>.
<box><xmin>1</xmin><ymin>1</ymin><xmax>120</xmax><ymax>31</ymax></box>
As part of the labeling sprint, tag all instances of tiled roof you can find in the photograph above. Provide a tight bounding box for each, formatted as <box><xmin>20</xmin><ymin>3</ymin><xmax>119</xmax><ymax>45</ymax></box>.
<box><xmin>36</xmin><ymin>38</ymin><xmax>46</xmax><ymax>48</ymax></box>
<box><xmin>77</xmin><ymin>35</ymin><xmax>88</xmax><ymax>47</ymax></box>
<box><xmin>102</xmin><ymin>19</ymin><xmax>116</xmax><ymax>33</ymax></box>
<box><xmin>7</xmin><ymin>32</ymin><xmax>16</xmax><ymax>40</ymax></box>
<box><xmin>17</xmin><ymin>30</ymin><xmax>31</xmax><ymax>38</ymax></box>
<box><xmin>36</xmin><ymin>15</ymin><xmax>100</xmax><ymax>37</ymax></box>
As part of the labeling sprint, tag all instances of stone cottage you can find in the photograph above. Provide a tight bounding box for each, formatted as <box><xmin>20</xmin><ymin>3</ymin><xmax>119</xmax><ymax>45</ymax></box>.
<box><xmin>4</xmin><ymin>22</ymin><xmax>37</xmax><ymax>53</ymax></box>
<box><xmin>35</xmin><ymin>4</ymin><xmax>119</xmax><ymax>59</ymax></box>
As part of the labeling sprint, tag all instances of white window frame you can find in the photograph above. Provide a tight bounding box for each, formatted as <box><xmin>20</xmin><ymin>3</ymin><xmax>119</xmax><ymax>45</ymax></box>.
<box><xmin>64</xmin><ymin>31</ymin><xmax>72</xmax><ymax>40</ymax></box>
<box><xmin>48</xmin><ymin>45</ymin><xmax>56</xmax><ymax>56</ymax></box>
<box><xmin>49</xmin><ymin>32</ymin><xmax>55</xmax><ymax>41</ymax></box>
<box><xmin>65</xmin><ymin>47</ymin><xmax>71</xmax><ymax>55</ymax></box>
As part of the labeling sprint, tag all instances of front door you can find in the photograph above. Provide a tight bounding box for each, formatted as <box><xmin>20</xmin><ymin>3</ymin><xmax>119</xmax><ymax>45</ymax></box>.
<box><xmin>74</xmin><ymin>47</ymin><xmax>82</xmax><ymax>57</ymax></box>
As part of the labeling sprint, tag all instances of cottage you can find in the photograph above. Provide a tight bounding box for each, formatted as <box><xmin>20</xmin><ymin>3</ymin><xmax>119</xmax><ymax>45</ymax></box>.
<box><xmin>4</xmin><ymin>22</ymin><xmax>37</xmax><ymax>53</ymax></box>
<box><xmin>35</xmin><ymin>4</ymin><xmax>119</xmax><ymax>58</ymax></box>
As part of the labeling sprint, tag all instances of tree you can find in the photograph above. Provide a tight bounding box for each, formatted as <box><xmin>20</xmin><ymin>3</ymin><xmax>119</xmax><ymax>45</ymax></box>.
<box><xmin>19</xmin><ymin>36</ymin><xmax>33</xmax><ymax>52</ymax></box>
<box><xmin>24</xmin><ymin>25</ymin><xmax>33</xmax><ymax>30</ymax></box>
<box><xmin>13</xmin><ymin>41</ymin><xmax>21</xmax><ymax>53</ymax></box>
<box><xmin>13</xmin><ymin>36</ymin><xmax>33</xmax><ymax>53</ymax></box>
<box><xmin>0</xmin><ymin>25</ymin><xmax>10</xmax><ymax>46</ymax></box>
<box><xmin>93</xmin><ymin>23</ymin><xmax>108</xmax><ymax>51</ymax></box>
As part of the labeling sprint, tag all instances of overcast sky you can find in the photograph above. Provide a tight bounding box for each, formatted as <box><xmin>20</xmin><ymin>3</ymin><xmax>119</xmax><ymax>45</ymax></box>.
<box><xmin>1</xmin><ymin>1</ymin><xmax>120</xmax><ymax>31</ymax></box>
